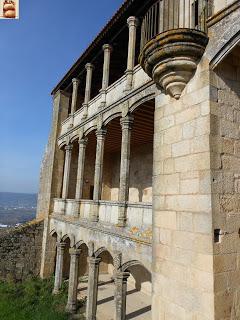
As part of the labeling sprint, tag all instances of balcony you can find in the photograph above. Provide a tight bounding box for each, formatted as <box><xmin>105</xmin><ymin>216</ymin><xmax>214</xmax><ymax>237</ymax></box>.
<box><xmin>60</xmin><ymin>65</ymin><xmax>151</xmax><ymax>137</ymax></box>
<box><xmin>139</xmin><ymin>0</ymin><xmax>209</xmax><ymax>99</ymax></box>
<box><xmin>53</xmin><ymin>198</ymin><xmax>152</xmax><ymax>231</ymax></box>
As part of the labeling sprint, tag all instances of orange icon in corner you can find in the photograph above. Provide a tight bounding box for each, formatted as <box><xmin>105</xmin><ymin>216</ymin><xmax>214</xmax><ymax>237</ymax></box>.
<box><xmin>3</xmin><ymin>0</ymin><xmax>16</xmax><ymax>18</ymax></box>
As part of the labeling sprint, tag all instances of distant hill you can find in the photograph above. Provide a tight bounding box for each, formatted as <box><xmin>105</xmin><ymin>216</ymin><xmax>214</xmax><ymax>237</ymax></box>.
<box><xmin>0</xmin><ymin>192</ymin><xmax>37</xmax><ymax>227</ymax></box>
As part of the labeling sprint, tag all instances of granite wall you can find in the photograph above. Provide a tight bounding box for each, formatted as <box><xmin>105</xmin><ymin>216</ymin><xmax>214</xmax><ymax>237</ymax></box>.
<box><xmin>0</xmin><ymin>219</ymin><xmax>44</xmax><ymax>281</ymax></box>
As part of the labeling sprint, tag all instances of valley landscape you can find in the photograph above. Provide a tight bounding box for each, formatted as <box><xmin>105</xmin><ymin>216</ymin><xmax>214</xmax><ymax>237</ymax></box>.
<box><xmin>0</xmin><ymin>192</ymin><xmax>36</xmax><ymax>227</ymax></box>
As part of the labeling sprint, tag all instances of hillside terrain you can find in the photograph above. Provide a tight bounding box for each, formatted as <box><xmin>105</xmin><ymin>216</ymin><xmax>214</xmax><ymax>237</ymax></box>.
<box><xmin>0</xmin><ymin>192</ymin><xmax>37</xmax><ymax>227</ymax></box>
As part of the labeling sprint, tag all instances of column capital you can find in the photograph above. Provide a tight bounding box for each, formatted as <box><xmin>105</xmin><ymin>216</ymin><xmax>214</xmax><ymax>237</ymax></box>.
<box><xmin>120</xmin><ymin>115</ymin><xmax>134</xmax><ymax>130</ymax></box>
<box><xmin>96</xmin><ymin>128</ymin><xmax>107</xmax><ymax>138</ymax></box>
<box><xmin>85</xmin><ymin>63</ymin><xmax>94</xmax><ymax>71</ymax></box>
<box><xmin>127</xmin><ymin>16</ymin><xmax>139</xmax><ymax>28</ymax></box>
<box><xmin>65</xmin><ymin>144</ymin><xmax>73</xmax><ymax>152</ymax></box>
<box><xmin>115</xmin><ymin>271</ymin><xmax>130</xmax><ymax>281</ymax></box>
<box><xmin>89</xmin><ymin>257</ymin><xmax>101</xmax><ymax>265</ymax></box>
<box><xmin>69</xmin><ymin>248</ymin><xmax>81</xmax><ymax>256</ymax></box>
<box><xmin>56</xmin><ymin>242</ymin><xmax>66</xmax><ymax>249</ymax></box>
<box><xmin>72</xmin><ymin>78</ymin><xmax>80</xmax><ymax>85</ymax></box>
<box><xmin>102</xmin><ymin>44</ymin><xmax>113</xmax><ymax>52</ymax></box>
<box><xmin>79</xmin><ymin>137</ymin><xmax>88</xmax><ymax>147</ymax></box>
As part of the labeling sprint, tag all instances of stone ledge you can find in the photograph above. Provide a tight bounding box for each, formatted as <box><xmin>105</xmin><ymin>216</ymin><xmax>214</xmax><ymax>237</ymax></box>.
<box><xmin>52</xmin><ymin>215</ymin><xmax>152</xmax><ymax>246</ymax></box>
<box><xmin>207</xmin><ymin>0</ymin><xmax>240</xmax><ymax>28</ymax></box>
<box><xmin>58</xmin><ymin>80</ymin><xmax>155</xmax><ymax>143</ymax></box>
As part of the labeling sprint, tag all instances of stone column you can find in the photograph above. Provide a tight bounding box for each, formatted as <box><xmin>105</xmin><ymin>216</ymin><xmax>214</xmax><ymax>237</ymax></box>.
<box><xmin>101</xmin><ymin>44</ymin><xmax>112</xmax><ymax>90</ymax></box>
<box><xmin>70</xmin><ymin>78</ymin><xmax>80</xmax><ymax>115</ymax></box>
<box><xmin>75</xmin><ymin>138</ymin><xmax>88</xmax><ymax>200</ymax></box>
<box><xmin>125</xmin><ymin>16</ymin><xmax>139</xmax><ymax>91</ymax></box>
<box><xmin>118</xmin><ymin>115</ymin><xmax>134</xmax><ymax>227</ymax></box>
<box><xmin>68</xmin><ymin>78</ymin><xmax>80</xmax><ymax>129</ymax></box>
<box><xmin>114</xmin><ymin>272</ymin><xmax>130</xmax><ymax>320</ymax></box>
<box><xmin>53</xmin><ymin>242</ymin><xmax>66</xmax><ymax>294</ymax></box>
<box><xmin>93</xmin><ymin>129</ymin><xmax>107</xmax><ymax>201</ymax></box>
<box><xmin>62</xmin><ymin>144</ymin><xmax>73</xmax><ymax>199</ymax></box>
<box><xmin>66</xmin><ymin>248</ymin><xmax>81</xmax><ymax>313</ymax></box>
<box><xmin>83</xmin><ymin>63</ymin><xmax>94</xmax><ymax>118</ymax></box>
<box><xmin>86</xmin><ymin>257</ymin><xmax>101</xmax><ymax>320</ymax></box>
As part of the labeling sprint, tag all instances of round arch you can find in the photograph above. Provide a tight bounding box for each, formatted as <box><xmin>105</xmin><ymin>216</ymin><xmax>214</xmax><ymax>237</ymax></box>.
<box><xmin>103</xmin><ymin>111</ymin><xmax>122</xmax><ymax>127</ymax></box>
<box><xmin>210</xmin><ymin>30</ymin><xmax>240</xmax><ymax>70</ymax></box>
<box><xmin>94</xmin><ymin>246</ymin><xmax>114</xmax><ymax>259</ymax></box>
<box><xmin>129</xmin><ymin>93</ymin><xmax>155</xmax><ymax>114</ymax></box>
<box><xmin>83</xmin><ymin>125</ymin><xmax>97</xmax><ymax>137</ymax></box>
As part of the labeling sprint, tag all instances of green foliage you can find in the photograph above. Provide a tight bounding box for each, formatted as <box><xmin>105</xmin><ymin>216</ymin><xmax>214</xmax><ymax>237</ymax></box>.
<box><xmin>0</xmin><ymin>277</ymin><xmax>69</xmax><ymax>320</ymax></box>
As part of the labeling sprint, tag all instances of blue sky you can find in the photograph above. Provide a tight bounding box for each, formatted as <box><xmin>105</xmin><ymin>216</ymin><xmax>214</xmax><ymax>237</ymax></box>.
<box><xmin>0</xmin><ymin>0</ymin><xmax>123</xmax><ymax>194</ymax></box>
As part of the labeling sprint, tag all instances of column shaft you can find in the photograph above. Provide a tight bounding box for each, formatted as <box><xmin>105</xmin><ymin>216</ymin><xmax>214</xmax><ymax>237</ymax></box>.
<box><xmin>102</xmin><ymin>44</ymin><xmax>112</xmax><ymax>90</ymax></box>
<box><xmin>66</xmin><ymin>248</ymin><xmax>81</xmax><ymax>313</ymax></box>
<box><xmin>126</xmin><ymin>17</ymin><xmax>139</xmax><ymax>90</ymax></box>
<box><xmin>118</xmin><ymin>116</ymin><xmax>134</xmax><ymax>226</ymax></box>
<box><xmin>75</xmin><ymin>138</ymin><xmax>88</xmax><ymax>200</ymax></box>
<box><xmin>93</xmin><ymin>129</ymin><xmax>107</xmax><ymax>202</ymax></box>
<box><xmin>70</xmin><ymin>78</ymin><xmax>80</xmax><ymax>115</ymax></box>
<box><xmin>86</xmin><ymin>257</ymin><xmax>101</xmax><ymax>320</ymax></box>
<box><xmin>53</xmin><ymin>242</ymin><xmax>66</xmax><ymax>294</ymax></box>
<box><xmin>62</xmin><ymin>144</ymin><xmax>73</xmax><ymax>199</ymax></box>
<box><xmin>83</xmin><ymin>63</ymin><xmax>94</xmax><ymax>118</ymax></box>
<box><xmin>115</xmin><ymin>272</ymin><xmax>130</xmax><ymax>320</ymax></box>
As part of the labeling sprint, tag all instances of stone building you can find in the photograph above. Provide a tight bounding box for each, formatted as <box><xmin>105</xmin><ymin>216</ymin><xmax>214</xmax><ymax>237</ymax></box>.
<box><xmin>37</xmin><ymin>0</ymin><xmax>240</xmax><ymax>319</ymax></box>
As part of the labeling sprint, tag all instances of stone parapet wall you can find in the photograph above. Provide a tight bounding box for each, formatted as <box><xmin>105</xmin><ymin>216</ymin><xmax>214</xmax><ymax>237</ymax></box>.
<box><xmin>0</xmin><ymin>219</ymin><xmax>44</xmax><ymax>281</ymax></box>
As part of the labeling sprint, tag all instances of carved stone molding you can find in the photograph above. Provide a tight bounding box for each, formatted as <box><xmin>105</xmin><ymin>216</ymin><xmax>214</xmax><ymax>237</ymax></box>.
<box><xmin>139</xmin><ymin>29</ymin><xmax>208</xmax><ymax>99</ymax></box>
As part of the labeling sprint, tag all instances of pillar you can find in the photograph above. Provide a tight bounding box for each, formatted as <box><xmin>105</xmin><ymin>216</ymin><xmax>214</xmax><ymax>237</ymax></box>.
<box><xmin>93</xmin><ymin>128</ymin><xmax>107</xmax><ymax>201</ymax></box>
<box><xmin>101</xmin><ymin>44</ymin><xmax>112</xmax><ymax>91</ymax></box>
<box><xmin>86</xmin><ymin>257</ymin><xmax>101</xmax><ymax>320</ymax></box>
<box><xmin>125</xmin><ymin>16</ymin><xmax>139</xmax><ymax>91</ymax></box>
<box><xmin>75</xmin><ymin>138</ymin><xmax>88</xmax><ymax>200</ymax></box>
<box><xmin>70</xmin><ymin>78</ymin><xmax>80</xmax><ymax>115</ymax></box>
<box><xmin>118</xmin><ymin>115</ymin><xmax>134</xmax><ymax>227</ymax></box>
<box><xmin>66</xmin><ymin>248</ymin><xmax>81</xmax><ymax>313</ymax></box>
<box><xmin>62</xmin><ymin>144</ymin><xmax>73</xmax><ymax>199</ymax></box>
<box><xmin>83</xmin><ymin>63</ymin><xmax>94</xmax><ymax>118</ymax></box>
<box><xmin>68</xmin><ymin>78</ymin><xmax>80</xmax><ymax>129</ymax></box>
<box><xmin>115</xmin><ymin>272</ymin><xmax>130</xmax><ymax>320</ymax></box>
<box><xmin>53</xmin><ymin>242</ymin><xmax>66</xmax><ymax>294</ymax></box>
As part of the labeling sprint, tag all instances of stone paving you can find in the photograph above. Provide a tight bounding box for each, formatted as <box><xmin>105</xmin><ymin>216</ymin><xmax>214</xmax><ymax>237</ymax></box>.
<box><xmin>78</xmin><ymin>274</ymin><xmax>151</xmax><ymax>320</ymax></box>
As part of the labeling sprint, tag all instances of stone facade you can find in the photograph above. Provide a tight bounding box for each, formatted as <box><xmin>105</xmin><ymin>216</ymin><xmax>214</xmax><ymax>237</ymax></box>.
<box><xmin>0</xmin><ymin>220</ymin><xmax>44</xmax><ymax>281</ymax></box>
<box><xmin>36</xmin><ymin>0</ymin><xmax>240</xmax><ymax>319</ymax></box>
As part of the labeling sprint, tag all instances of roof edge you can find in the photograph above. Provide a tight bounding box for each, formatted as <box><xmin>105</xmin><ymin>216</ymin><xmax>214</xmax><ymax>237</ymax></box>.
<box><xmin>51</xmin><ymin>0</ymin><xmax>134</xmax><ymax>95</ymax></box>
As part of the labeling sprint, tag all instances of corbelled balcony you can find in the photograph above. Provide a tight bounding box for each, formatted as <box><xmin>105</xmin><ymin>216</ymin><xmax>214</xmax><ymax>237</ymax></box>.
<box><xmin>139</xmin><ymin>0</ymin><xmax>209</xmax><ymax>99</ymax></box>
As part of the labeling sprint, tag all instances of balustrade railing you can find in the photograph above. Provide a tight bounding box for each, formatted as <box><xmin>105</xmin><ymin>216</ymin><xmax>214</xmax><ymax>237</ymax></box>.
<box><xmin>141</xmin><ymin>0</ymin><xmax>208</xmax><ymax>49</ymax></box>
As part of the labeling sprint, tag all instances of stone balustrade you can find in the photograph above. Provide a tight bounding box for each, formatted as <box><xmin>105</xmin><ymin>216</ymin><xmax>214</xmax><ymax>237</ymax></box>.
<box><xmin>59</xmin><ymin>65</ymin><xmax>150</xmax><ymax>137</ymax></box>
<box><xmin>53</xmin><ymin>198</ymin><xmax>152</xmax><ymax>229</ymax></box>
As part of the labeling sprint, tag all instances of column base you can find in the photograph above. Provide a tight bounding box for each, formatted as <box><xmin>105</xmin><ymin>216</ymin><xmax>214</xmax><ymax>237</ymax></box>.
<box><xmin>52</xmin><ymin>288</ymin><xmax>60</xmax><ymax>295</ymax></box>
<box><xmin>65</xmin><ymin>302</ymin><xmax>77</xmax><ymax>314</ymax></box>
<box><xmin>90</xmin><ymin>202</ymin><xmax>99</xmax><ymax>222</ymax></box>
<box><xmin>117</xmin><ymin>205</ymin><xmax>127</xmax><ymax>227</ymax></box>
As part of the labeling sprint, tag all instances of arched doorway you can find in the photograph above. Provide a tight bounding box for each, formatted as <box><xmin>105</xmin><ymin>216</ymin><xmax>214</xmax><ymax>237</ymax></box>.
<box><xmin>123</xmin><ymin>262</ymin><xmax>152</xmax><ymax>320</ymax></box>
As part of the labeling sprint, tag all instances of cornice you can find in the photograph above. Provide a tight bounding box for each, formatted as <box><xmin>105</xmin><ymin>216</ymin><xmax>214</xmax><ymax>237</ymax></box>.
<box><xmin>207</xmin><ymin>0</ymin><xmax>240</xmax><ymax>28</ymax></box>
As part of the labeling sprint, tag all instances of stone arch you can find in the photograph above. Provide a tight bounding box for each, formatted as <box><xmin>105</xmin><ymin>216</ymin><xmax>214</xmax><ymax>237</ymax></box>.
<box><xmin>75</xmin><ymin>241</ymin><xmax>89</xmax><ymax>277</ymax></box>
<box><xmin>83</xmin><ymin>125</ymin><xmax>97</xmax><ymax>137</ymax></box>
<box><xmin>75</xmin><ymin>240</ymin><xmax>85</xmax><ymax>249</ymax></box>
<box><xmin>122</xmin><ymin>259</ymin><xmax>152</xmax><ymax>306</ymax></box>
<box><xmin>121</xmin><ymin>260</ymin><xmax>143</xmax><ymax>272</ymax></box>
<box><xmin>210</xmin><ymin>30</ymin><xmax>240</xmax><ymax>70</ymax></box>
<box><xmin>94</xmin><ymin>246</ymin><xmax>114</xmax><ymax>259</ymax></box>
<box><xmin>59</xmin><ymin>234</ymin><xmax>71</xmax><ymax>280</ymax></box>
<box><xmin>70</xmin><ymin>133</ymin><xmax>79</xmax><ymax>144</ymax></box>
<box><xmin>129</xmin><ymin>92</ymin><xmax>155</xmax><ymax>114</ymax></box>
<box><xmin>61</xmin><ymin>234</ymin><xmax>75</xmax><ymax>247</ymax></box>
<box><xmin>49</xmin><ymin>228</ymin><xmax>58</xmax><ymax>238</ymax></box>
<box><xmin>102</xmin><ymin>111</ymin><xmax>122</xmax><ymax>127</ymax></box>
<box><xmin>58</xmin><ymin>140</ymin><xmax>67</xmax><ymax>150</ymax></box>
